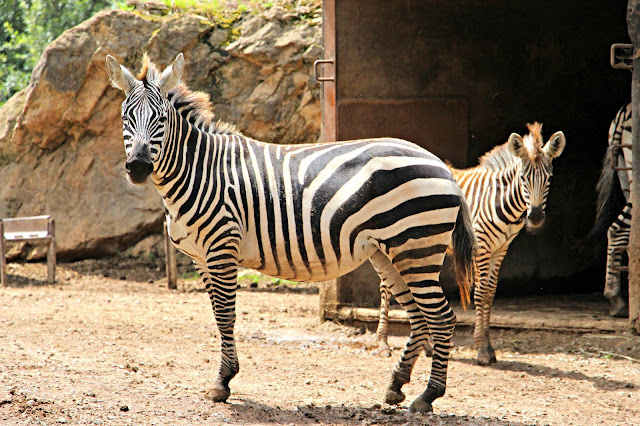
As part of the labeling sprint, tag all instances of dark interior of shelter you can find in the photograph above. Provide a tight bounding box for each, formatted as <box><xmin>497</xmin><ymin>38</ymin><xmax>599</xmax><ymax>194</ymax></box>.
<box><xmin>325</xmin><ymin>0</ymin><xmax>631</xmax><ymax>304</ymax></box>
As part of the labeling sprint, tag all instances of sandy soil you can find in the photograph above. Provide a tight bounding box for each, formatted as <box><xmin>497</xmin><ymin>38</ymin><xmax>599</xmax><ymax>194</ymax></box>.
<box><xmin>1</xmin><ymin>258</ymin><xmax>639</xmax><ymax>425</ymax></box>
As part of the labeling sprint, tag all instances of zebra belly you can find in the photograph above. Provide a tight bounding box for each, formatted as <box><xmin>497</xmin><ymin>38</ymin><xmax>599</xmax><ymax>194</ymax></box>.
<box><xmin>237</xmin><ymin>235</ymin><xmax>380</xmax><ymax>282</ymax></box>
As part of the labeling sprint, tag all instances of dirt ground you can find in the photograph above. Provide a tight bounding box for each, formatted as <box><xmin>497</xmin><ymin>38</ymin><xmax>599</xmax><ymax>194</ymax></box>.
<box><xmin>1</xmin><ymin>257</ymin><xmax>639</xmax><ymax>425</ymax></box>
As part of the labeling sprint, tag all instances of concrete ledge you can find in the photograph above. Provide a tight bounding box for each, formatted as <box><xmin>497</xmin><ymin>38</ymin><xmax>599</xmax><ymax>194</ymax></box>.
<box><xmin>322</xmin><ymin>295</ymin><xmax>630</xmax><ymax>334</ymax></box>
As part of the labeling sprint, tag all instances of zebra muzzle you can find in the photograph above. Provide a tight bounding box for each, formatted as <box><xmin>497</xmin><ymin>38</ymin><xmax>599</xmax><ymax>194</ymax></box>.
<box><xmin>125</xmin><ymin>154</ymin><xmax>153</xmax><ymax>184</ymax></box>
<box><xmin>527</xmin><ymin>206</ymin><xmax>546</xmax><ymax>228</ymax></box>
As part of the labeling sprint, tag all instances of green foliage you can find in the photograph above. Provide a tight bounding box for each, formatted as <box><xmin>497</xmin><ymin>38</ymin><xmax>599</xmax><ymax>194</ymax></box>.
<box><xmin>114</xmin><ymin>1</ymin><xmax>135</xmax><ymax>12</ymax></box>
<box><xmin>180</xmin><ymin>270</ymin><xmax>200</xmax><ymax>280</ymax></box>
<box><xmin>0</xmin><ymin>0</ymin><xmax>113</xmax><ymax>106</ymax></box>
<box><xmin>0</xmin><ymin>0</ymin><xmax>321</xmax><ymax>106</ymax></box>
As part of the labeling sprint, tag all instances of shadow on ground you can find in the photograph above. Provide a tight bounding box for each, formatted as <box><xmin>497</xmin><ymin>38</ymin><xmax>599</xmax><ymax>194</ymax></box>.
<box><xmin>226</xmin><ymin>398</ymin><xmax>528</xmax><ymax>425</ymax></box>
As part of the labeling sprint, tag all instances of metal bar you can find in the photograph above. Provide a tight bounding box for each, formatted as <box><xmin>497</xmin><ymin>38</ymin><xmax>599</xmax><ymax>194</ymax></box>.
<box><xmin>314</xmin><ymin>59</ymin><xmax>335</xmax><ymax>82</ymax></box>
<box><xmin>627</xmin><ymin>0</ymin><xmax>640</xmax><ymax>333</ymax></box>
<box><xmin>47</xmin><ymin>218</ymin><xmax>55</xmax><ymax>283</ymax></box>
<box><xmin>164</xmin><ymin>222</ymin><xmax>178</xmax><ymax>290</ymax></box>
<box><xmin>611</xmin><ymin>43</ymin><xmax>634</xmax><ymax>69</ymax></box>
<box><xmin>319</xmin><ymin>0</ymin><xmax>336</xmax><ymax>144</ymax></box>
<box><xmin>611</xmin><ymin>266</ymin><xmax>630</xmax><ymax>272</ymax></box>
<box><xmin>612</xmin><ymin>143</ymin><xmax>634</xmax><ymax>149</ymax></box>
<box><xmin>0</xmin><ymin>220</ymin><xmax>5</xmax><ymax>286</ymax></box>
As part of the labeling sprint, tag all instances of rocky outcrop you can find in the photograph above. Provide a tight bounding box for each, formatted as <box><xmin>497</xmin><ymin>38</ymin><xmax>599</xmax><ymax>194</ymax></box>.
<box><xmin>0</xmin><ymin>5</ymin><xmax>322</xmax><ymax>259</ymax></box>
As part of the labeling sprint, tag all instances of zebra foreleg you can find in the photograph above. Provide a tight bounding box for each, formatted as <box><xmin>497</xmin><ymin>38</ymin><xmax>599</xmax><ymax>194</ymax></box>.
<box><xmin>473</xmin><ymin>251</ymin><xmax>499</xmax><ymax>366</ymax></box>
<box><xmin>605</xmin><ymin>207</ymin><xmax>631</xmax><ymax>318</ymax></box>
<box><xmin>370</xmin><ymin>252</ymin><xmax>430</xmax><ymax>407</ymax></box>
<box><xmin>200</xmin><ymin>253</ymin><xmax>240</xmax><ymax>403</ymax></box>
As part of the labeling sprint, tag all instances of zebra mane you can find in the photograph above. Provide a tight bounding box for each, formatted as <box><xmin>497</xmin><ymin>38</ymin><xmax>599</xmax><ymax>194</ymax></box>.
<box><xmin>137</xmin><ymin>54</ymin><xmax>241</xmax><ymax>135</ymax></box>
<box><xmin>477</xmin><ymin>122</ymin><xmax>546</xmax><ymax>171</ymax></box>
<box><xmin>168</xmin><ymin>83</ymin><xmax>241</xmax><ymax>135</ymax></box>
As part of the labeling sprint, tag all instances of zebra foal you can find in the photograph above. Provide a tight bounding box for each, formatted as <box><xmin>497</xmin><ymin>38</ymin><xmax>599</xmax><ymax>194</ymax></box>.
<box><xmin>105</xmin><ymin>53</ymin><xmax>476</xmax><ymax>412</ymax></box>
<box><xmin>377</xmin><ymin>123</ymin><xmax>566</xmax><ymax>365</ymax></box>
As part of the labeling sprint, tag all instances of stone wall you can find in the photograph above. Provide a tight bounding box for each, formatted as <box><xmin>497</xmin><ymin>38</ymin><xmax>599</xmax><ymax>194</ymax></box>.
<box><xmin>0</xmin><ymin>5</ymin><xmax>321</xmax><ymax>259</ymax></box>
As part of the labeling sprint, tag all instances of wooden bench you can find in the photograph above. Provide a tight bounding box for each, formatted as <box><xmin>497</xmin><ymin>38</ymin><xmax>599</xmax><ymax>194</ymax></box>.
<box><xmin>0</xmin><ymin>215</ymin><xmax>56</xmax><ymax>285</ymax></box>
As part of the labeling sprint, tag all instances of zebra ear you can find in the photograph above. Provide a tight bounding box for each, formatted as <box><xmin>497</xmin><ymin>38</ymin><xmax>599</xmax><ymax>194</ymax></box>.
<box><xmin>507</xmin><ymin>133</ymin><xmax>527</xmax><ymax>159</ymax></box>
<box><xmin>158</xmin><ymin>53</ymin><xmax>184</xmax><ymax>95</ymax></box>
<box><xmin>105</xmin><ymin>55</ymin><xmax>137</xmax><ymax>95</ymax></box>
<box><xmin>543</xmin><ymin>131</ymin><xmax>566</xmax><ymax>159</ymax></box>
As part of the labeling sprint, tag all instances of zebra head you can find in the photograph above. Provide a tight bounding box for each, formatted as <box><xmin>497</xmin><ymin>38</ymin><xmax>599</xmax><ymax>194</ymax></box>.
<box><xmin>507</xmin><ymin>123</ymin><xmax>566</xmax><ymax>231</ymax></box>
<box><xmin>105</xmin><ymin>53</ymin><xmax>184</xmax><ymax>184</ymax></box>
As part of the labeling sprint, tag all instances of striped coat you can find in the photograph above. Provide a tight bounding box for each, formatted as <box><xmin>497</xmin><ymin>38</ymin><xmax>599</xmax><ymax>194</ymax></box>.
<box><xmin>106</xmin><ymin>53</ymin><xmax>476</xmax><ymax>413</ymax></box>
<box><xmin>589</xmin><ymin>103</ymin><xmax>632</xmax><ymax>318</ymax></box>
<box><xmin>377</xmin><ymin>123</ymin><xmax>566</xmax><ymax>366</ymax></box>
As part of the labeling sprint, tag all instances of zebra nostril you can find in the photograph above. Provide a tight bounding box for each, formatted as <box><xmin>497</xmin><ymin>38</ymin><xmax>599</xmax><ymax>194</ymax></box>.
<box><xmin>528</xmin><ymin>207</ymin><xmax>545</xmax><ymax>227</ymax></box>
<box><xmin>127</xmin><ymin>158</ymin><xmax>153</xmax><ymax>184</ymax></box>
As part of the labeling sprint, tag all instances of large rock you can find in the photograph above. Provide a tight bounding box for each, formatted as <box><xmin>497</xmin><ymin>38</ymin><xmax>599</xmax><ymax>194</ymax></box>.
<box><xmin>0</xmin><ymin>6</ymin><xmax>321</xmax><ymax>259</ymax></box>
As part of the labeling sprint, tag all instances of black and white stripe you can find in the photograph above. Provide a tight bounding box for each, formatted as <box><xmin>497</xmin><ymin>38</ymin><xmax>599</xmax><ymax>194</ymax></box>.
<box><xmin>377</xmin><ymin>123</ymin><xmax>566</xmax><ymax>366</ymax></box>
<box><xmin>590</xmin><ymin>103</ymin><xmax>632</xmax><ymax>318</ymax></box>
<box><xmin>106</xmin><ymin>53</ymin><xmax>476</xmax><ymax>413</ymax></box>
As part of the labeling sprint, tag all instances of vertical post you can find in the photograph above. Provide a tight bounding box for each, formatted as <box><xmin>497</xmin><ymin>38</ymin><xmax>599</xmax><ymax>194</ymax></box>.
<box><xmin>320</xmin><ymin>0</ymin><xmax>336</xmax><ymax>143</ymax></box>
<box><xmin>47</xmin><ymin>218</ymin><xmax>56</xmax><ymax>283</ymax></box>
<box><xmin>627</xmin><ymin>0</ymin><xmax>640</xmax><ymax>333</ymax></box>
<box><xmin>164</xmin><ymin>222</ymin><xmax>178</xmax><ymax>290</ymax></box>
<box><xmin>0</xmin><ymin>220</ymin><xmax>6</xmax><ymax>286</ymax></box>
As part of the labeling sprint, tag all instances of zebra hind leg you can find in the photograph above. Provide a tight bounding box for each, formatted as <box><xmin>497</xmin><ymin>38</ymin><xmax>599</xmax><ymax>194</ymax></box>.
<box><xmin>370</xmin><ymin>250</ymin><xmax>452</xmax><ymax>413</ymax></box>
<box><xmin>375</xmin><ymin>281</ymin><xmax>393</xmax><ymax>357</ymax></box>
<box><xmin>605</xmin><ymin>248</ymin><xmax>629</xmax><ymax>318</ymax></box>
<box><xmin>605</xmin><ymin>206</ymin><xmax>630</xmax><ymax>318</ymax></box>
<box><xmin>370</xmin><ymin>251</ymin><xmax>430</xmax><ymax>406</ymax></box>
<box><xmin>376</xmin><ymin>280</ymin><xmax>434</xmax><ymax>358</ymax></box>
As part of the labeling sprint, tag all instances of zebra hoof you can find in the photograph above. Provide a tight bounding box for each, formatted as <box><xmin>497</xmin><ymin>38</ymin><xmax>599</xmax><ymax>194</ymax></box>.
<box><xmin>374</xmin><ymin>346</ymin><xmax>392</xmax><ymax>357</ymax></box>
<box><xmin>408</xmin><ymin>398</ymin><xmax>433</xmax><ymax>413</ymax></box>
<box><xmin>610</xmin><ymin>303</ymin><xmax>629</xmax><ymax>318</ymax></box>
<box><xmin>205</xmin><ymin>386</ymin><xmax>230</xmax><ymax>402</ymax></box>
<box><xmin>477</xmin><ymin>347</ymin><xmax>496</xmax><ymax>366</ymax></box>
<box><xmin>384</xmin><ymin>388</ymin><xmax>405</xmax><ymax>405</ymax></box>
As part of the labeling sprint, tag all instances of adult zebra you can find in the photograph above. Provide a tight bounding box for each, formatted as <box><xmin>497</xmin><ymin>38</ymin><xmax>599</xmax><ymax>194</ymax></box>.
<box><xmin>105</xmin><ymin>53</ymin><xmax>476</xmax><ymax>412</ymax></box>
<box><xmin>377</xmin><ymin>123</ymin><xmax>566</xmax><ymax>365</ymax></box>
<box><xmin>590</xmin><ymin>103</ymin><xmax>632</xmax><ymax>318</ymax></box>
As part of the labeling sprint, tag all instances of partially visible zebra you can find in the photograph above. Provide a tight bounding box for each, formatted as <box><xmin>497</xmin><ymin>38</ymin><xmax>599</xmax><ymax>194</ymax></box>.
<box><xmin>590</xmin><ymin>103</ymin><xmax>632</xmax><ymax>318</ymax></box>
<box><xmin>105</xmin><ymin>53</ymin><xmax>476</xmax><ymax>413</ymax></box>
<box><xmin>377</xmin><ymin>123</ymin><xmax>566</xmax><ymax>365</ymax></box>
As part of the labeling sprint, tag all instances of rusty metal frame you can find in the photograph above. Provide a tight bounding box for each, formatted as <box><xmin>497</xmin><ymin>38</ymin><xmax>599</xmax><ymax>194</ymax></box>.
<box><xmin>611</xmin><ymin>43</ymin><xmax>634</xmax><ymax>69</ymax></box>
<box><xmin>314</xmin><ymin>59</ymin><xmax>335</xmax><ymax>82</ymax></box>
<box><xmin>319</xmin><ymin>0</ymin><xmax>336</xmax><ymax>142</ymax></box>
<box><xmin>612</xmin><ymin>143</ymin><xmax>633</xmax><ymax>171</ymax></box>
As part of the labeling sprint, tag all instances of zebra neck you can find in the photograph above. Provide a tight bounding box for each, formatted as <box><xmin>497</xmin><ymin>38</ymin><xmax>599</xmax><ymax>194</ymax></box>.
<box><xmin>497</xmin><ymin>161</ymin><xmax>529</xmax><ymax>222</ymax></box>
<box><xmin>152</xmin><ymin>113</ymin><xmax>227</xmax><ymax>212</ymax></box>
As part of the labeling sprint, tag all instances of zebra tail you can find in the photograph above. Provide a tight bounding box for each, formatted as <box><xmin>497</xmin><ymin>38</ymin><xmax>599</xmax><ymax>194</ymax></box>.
<box><xmin>585</xmin><ymin>144</ymin><xmax>625</xmax><ymax>242</ymax></box>
<box><xmin>452</xmin><ymin>190</ymin><xmax>477</xmax><ymax>311</ymax></box>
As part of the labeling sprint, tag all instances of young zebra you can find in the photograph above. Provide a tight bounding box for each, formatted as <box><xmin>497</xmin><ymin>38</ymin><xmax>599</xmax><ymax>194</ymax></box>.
<box><xmin>377</xmin><ymin>123</ymin><xmax>566</xmax><ymax>365</ymax></box>
<box><xmin>590</xmin><ymin>103</ymin><xmax>632</xmax><ymax>318</ymax></box>
<box><xmin>105</xmin><ymin>53</ymin><xmax>476</xmax><ymax>413</ymax></box>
